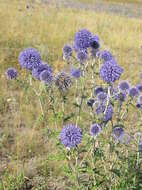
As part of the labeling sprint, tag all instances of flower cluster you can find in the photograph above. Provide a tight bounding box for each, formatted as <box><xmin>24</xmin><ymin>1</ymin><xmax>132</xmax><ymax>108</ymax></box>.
<box><xmin>6</xmin><ymin>27</ymin><xmax>142</xmax><ymax>189</ymax></box>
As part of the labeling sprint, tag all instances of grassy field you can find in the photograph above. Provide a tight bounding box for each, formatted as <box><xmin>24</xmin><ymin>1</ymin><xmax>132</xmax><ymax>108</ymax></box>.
<box><xmin>77</xmin><ymin>0</ymin><xmax>142</xmax><ymax>4</ymax></box>
<box><xmin>0</xmin><ymin>0</ymin><xmax>142</xmax><ymax>189</ymax></box>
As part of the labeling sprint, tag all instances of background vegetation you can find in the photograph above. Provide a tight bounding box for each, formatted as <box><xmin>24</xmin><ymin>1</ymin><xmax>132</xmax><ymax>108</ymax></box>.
<box><xmin>0</xmin><ymin>0</ymin><xmax>142</xmax><ymax>189</ymax></box>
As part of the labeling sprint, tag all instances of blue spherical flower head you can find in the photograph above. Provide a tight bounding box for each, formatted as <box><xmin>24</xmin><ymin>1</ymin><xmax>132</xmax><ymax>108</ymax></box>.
<box><xmin>90</xmin><ymin>123</ymin><xmax>101</xmax><ymax>137</ymax></box>
<box><xmin>55</xmin><ymin>71</ymin><xmax>72</xmax><ymax>91</ymax></box>
<box><xmin>76</xmin><ymin>50</ymin><xmax>87</xmax><ymax>63</ymax></box>
<box><xmin>5</xmin><ymin>68</ymin><xmax>17</xmax><ymax>80</ymax></box>
<box><xmin>99</xmin><ymin>50</ymin><xmax>113</xmax><ymax>62</ymax></box>
<box><xmin>18</xmin><ymin>48</ymin><xmax>41</xmax><ymax>70</ymax></box>
<box><xmin>74</xmin><ymin>29</ymin><xmax>92</xmax><ymax>51</ymax></box>
<box><xmin>136</xmin><ymin>83</ymin><xmax>142</xmax><ymax>92</ymax></box>
<box><xmin>70</xmin><ymin>68</ymin><xmax>81</xmax><ymax>79</ymax></box>
<box><xmin>32</xmin><ymin>63</ymin><xmax>52</xmax><ymax>80</ymax></box>
<box><xmin>94</xmin><ymin>86</ymin><xmax>104</xmax><ymax>96</ymax></box>
<box><xmin>138</xmin><ymin>140</ymin><xmax>142</xmax><ymax>151</ymax></box>
<box><xmin>129</xmin><ymin>87</ymin><xmax>139</xmax><ymax>98</ymax></box>
<box><xmin>59</xmin><ymin>124</ymin><xmax>82</xmax><ymax>148</ymax></box>
<box><xmin>90</xmin><ymin>35</ymin><xmax>100</xmax><ymax>49</ymax></box>
<box><xmin>118</xmin><ymin>81</ymin><xmax>130</xmax><ymax>91</ymax></box>
<box><xmin>87</xmin><ymin>98</ymin><xmax>95</xmax><ymax>107</ymax></box>
<box><xmin>62</xmin><ymin>44</ymin><xmax>73</xmax><ymax>60</ymax></box>
<box><xmin>104</xmin><ymin>104</ymin><xmax>113</xmax><ymax>122</ymax></box>
<box><xmin>112</xmin><ymin>127</ymin><xmax>124</xmax><ymax>141</ymax></box>
<box><xmin>99</xmin><ymin>59</ymin><xmax>123</xmax><ymax>83</ymax></box>
<box><xmin>40</xmin><ymin>70</ymin><xmax>53</xmax><ymax>85</ymax></box>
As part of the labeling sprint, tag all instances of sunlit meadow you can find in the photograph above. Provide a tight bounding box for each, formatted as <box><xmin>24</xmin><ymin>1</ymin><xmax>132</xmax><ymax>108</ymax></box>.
<box><xmin>0</xmin><ymin>0</ymin><xmax>142</xmax><ymax>189</ymax></box>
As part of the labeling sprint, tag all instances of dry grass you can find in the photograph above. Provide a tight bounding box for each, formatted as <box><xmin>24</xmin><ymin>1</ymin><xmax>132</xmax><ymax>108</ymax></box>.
<box><xmin>0</xmin><ymin>0</ymin><xmax>142</xmax><ymax>188</ymax></box>
<box><xmin>77</xmin><ymin>0</ymin><xmax>142</xmax><ymax>4</ymax></box>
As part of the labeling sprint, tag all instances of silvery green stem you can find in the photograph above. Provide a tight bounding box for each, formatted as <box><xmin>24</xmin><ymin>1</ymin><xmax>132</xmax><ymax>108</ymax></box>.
<box><xmin>117</xmin><ymin>101</ymin><xmax>122</xmax><ymax>125</ymax></box>
<box><xmin>104</xmin><ymin>85</ymin><xmax>111</xmax><ymax>114</ymax></box>
<box><xmin>121</xmin><ymin>99</ymin><xmax>131</xmax><ymax>120</ymax></box>
<box><xmin>91</xmin><ymin>59</ymin><xmax>96</xmax><ymax>97</ymax></box>
<box><xmin>61</xmin><ymin>94</ymin><xmax>65</xmax><ymax>125</ymax></box>
<box><xmin>136</xmin><ymin>150</ymin><xmax>140</xmax><ymax>168</ymax></box>
<box><xmin>29</xmin><ymin>76</ymin><xmax>44</xmax><ymax>116</ymax></box>
<box><xmin>76</xmin><ymin>65</ymin><xmax>86</xmax><ymax>125</ymax></box>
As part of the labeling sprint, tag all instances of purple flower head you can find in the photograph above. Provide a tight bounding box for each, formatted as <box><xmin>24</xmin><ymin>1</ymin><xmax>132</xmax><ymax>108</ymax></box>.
<box><xmin>129</xmin><ymin>87</ymin><xmax>139</xmax><ymax>98</ymax></box>
<box><xmin>40</xmin><ymin>70</ymin><xmax>53</xmax><ymax>85</ymax></box>
<box><xmin>62</xmin><ymin>44</ymin><xmax>73</xmax><ymax>59</ymax></box>
<box><xmin>104</xmin><ymin>104</ymin><xmax>113</xmax><ymax>122</ymax></box>
<box><xmin>76</xmin><ymin>50</ymin><xmax>87</xmax><ymax>63</ymax></box>
<box><xmin>74</xmin><ymin>29</ymin><xmax>92</xmax><ymax>51</ymax></box>
<box><xmin>119</xmin><ymin>81</ymin><xmax>130</xmax><ymax>91</ymax></box>
<box><xmin>18</xmin><ymin>48</ymin><xmax>41</xmax><ymax>70</ymax></box>
<box><xmin>5</xmin><ymin>68</ymin><xmax>17</xmax><ymax>80</ymax></box>
<box><xmin>138</xmin><ymin>140</ymin><xmax>142</xmax><ymax>151</ymax></box>
<box><xmin>97</xmin><ymin>92</ymin><xmax>107</xmax><ymax>102</ymax></box>
<box><xmin>136</xmin><ymin>83</ymin><xmax>142</xmax><ymax>92</ymax></box>
<box><xmin>87</xmin><ymin>98</ymin><xmax>95</xmax><ymax>107</ymax></box>
<box><xmin>90</xmin><ymin>35</ymin><xmax>100</xmax><ymax>49</ymax></box>
<box><xmin>59</xmin><ymin>124</ymin><xmax>82</xmax><ymax>148</ymax></box>
<box><xmin>70</xmin><ymin>68</ymin><xmax>81</xmax><ymax>79</ymax></box>
<box><xmin>99</xmin><ymin>60</ymin><xmax>123</xmax><ymax>83</ymax></box>
<box><xmin>99</xmin><ymin>50</ymin><xmax>113</xmax><ymax>62</ymax></box>
<box><xmin>94</xmin><ymin>86</ymin><xmax>104</xmax><ymax>95</ymax></box>
<box><xmin>55</xmin><ymin>71</ymin><xmax>72</xmax><ymax>91</ymax></box>
<box><xmin>90</xmin><ymin>123</ymin><xmax>101</xmax><ymax>137</ymax></box>
<box><xmin>112</xmin><ymin>127</ymin><xmax>124</xmax><ymax>141</ymax></box>
<box><xmin>32</xmin><ymin>63</ymin><xmax>52</xmax><ymax>80</ymax></box>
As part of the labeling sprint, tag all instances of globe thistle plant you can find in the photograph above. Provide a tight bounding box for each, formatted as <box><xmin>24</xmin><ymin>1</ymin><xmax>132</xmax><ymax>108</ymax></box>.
<box><xmin>94</xmin><ymin>86</ymin><xmax>104</xmax><ymax>96</ymax></box>
<box><xmin>90</xmin><ymin>123</ymin><xmax>101</xmax><ymax>137</ymax></box>
<box><xmin>129</xmin><ymin>87</ymin><xmax>139</xmax><ymax>98</ymax></box>
<box><xmin>76</xmin><ymin>50</ymin><xmax>87</xmax><ymax>63</ymax></box>
<box><xmin>104</xmin><ymin>104</ymin><xmax>113</xmax><ymax>122</ymax></box>
<box><xmin>119</xmin><ymin>81</ymin><xmax>130</xmax><ymax>92</ymax></box>
<box><xmin>5</xmin><ymin>68</ymin><xmax>17</xmax><ymax>80</ymax></box>
<box><xmin>112</xmin><ymin>127</ymin><xmax>124</xmax><ymax>141</ymax></box>
<box><xmin>55</xmin><ymin>71</ymin><xmax>72</xmax><ymax>91</ymax></box>
<box><xmin>62</xmin><ymin>44</ymin><xmax>73</xmax><ymax>60</ymax></box>
<box><xmin>18</xmin><ymin>48</ymin><xmax>41</xmax><ymax>70</ymax></box>
<box><xmin>90</xmin><ymin>35</ymin><xmax>100</xmax><ymax>49</ymax></box>
<box><xmin>59</xmin><ymin>124</ymin><xmax>82</xmax><ymax>148</ymax></box>
<box><xmin>99</xmin><ymin>59</ymin><xmax>123</xmax><ymax>83</ymax></box>
<box><xmin>70</xmin><ymin>68</ymin><xmax>81</xmax><ymax>79</ymax></box>
<box><xmin>74</xmin><ymin>29</ymin><xmax>92</xmax><ymax>51</ymax></box>
<box><xmin>99</xmin><ymin>50</ymin><xmax>113</xmax><ymax>62</ymax></box>
<box><xmin>40</xmin><ymin>70</ymin><xmax>53</xmax><ymax>85</ymax></box>
<box><xmin>32</xmin><ymin>63</ymin><xmax>52</xmax><ymax>80</ymax></box>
